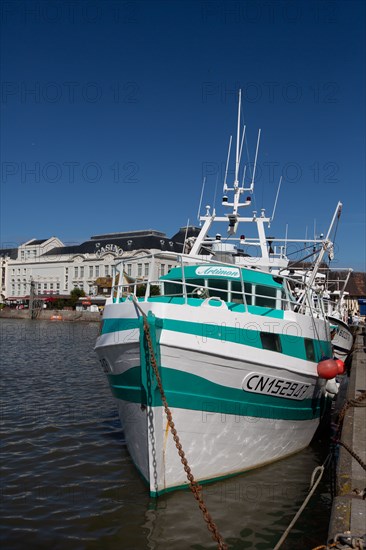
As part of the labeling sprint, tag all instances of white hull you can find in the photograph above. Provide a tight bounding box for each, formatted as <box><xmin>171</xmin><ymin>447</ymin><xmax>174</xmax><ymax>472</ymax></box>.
<box><xmin>95</xmin><ymin>300</ymin><xmax>329</xmax><ymax>495</ymax></box>
<box><xmin>116</xmin><ymin>399</ymin><xmax>319</xmax><ymax>495</ymax></box>
<box><xmin>329</xmin><ymin>316</ymin><xmax>353</xmax><ymax>360</ymax></box>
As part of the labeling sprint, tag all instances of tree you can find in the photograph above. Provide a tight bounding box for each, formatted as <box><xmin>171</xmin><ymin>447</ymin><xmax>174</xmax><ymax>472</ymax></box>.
<box><xmin>69</xmin><ymin>287</ymin><xmax>86</xmax><ymax>309</ymax></box>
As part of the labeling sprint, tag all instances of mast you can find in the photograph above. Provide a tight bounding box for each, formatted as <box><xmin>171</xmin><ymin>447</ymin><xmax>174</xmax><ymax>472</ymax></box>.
<box><xmin>304</xmin><ymin>202</ymin><xmax>343</xmax><ymax>291</ymax></box>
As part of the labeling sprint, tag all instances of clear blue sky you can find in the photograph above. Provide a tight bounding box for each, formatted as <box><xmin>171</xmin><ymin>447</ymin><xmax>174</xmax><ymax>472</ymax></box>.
<box><xmin>1</xmin><ymin>0</ymin><xmax>365</xmax><ymax>270</ymax></box>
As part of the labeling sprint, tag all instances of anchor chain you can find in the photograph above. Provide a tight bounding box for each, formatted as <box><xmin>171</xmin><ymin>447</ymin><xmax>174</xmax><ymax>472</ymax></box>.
<box><xmin>138</xmin><ymin>307</ymin><xmax>227</xmax><ymax>550</ymax></box>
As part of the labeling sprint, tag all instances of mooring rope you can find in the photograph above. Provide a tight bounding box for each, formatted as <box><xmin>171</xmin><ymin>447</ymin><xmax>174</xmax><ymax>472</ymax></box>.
<box><xmin>273</xmin><ymin>455</ymin><xmax>331</xmax><ymax>550</ymax></box>
<box><xmin>133</xmin><ymin>298</ymin><xmax>228</xmax><ymax>550</ymax></box>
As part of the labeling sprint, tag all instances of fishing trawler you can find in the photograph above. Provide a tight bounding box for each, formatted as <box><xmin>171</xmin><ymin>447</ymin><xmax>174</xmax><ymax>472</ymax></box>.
<box><xmin>95</xmin><ymin>92</ymin><xmax>341</xmax><ymax>496</ymax></box>
<box><xmin>324</xmin><ymin>269</ymin><xmax>354</xmax><ymax>360</ymax></box>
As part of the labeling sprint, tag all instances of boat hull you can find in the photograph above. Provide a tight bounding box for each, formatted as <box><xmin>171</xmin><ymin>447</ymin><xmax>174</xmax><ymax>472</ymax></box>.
<box><xmin>95</xmin><ymin>299</ymin><xmax>329</xmax><ymax>495</ymax></box>
<box><xmin>328</xmin><ymin>316</ymin><xmax>353</xmax><ymax>360</ymax></box>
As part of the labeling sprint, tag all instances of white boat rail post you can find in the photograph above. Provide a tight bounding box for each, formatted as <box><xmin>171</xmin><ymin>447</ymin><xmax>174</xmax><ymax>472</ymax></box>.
<box><xmin>239</xmin><ymin>267</ymin><xmax>248</xmax><ymax>311</ymax></box>
<box><xmin>145</xmin><ymin>253</ymin><xmax>153</xmax><ymax>301</ymax></box>
<box><xmin>180</xmin><ymin>254</ymin><xmax>188</xmax><ymax>302</ymax></box>
<box><xmin>116</xmin><ymin>262</ymin><xmax>121</xmax><ymax>302</ymax></box>
<box><xmin>111</xmin><ymin>264</ymin><xmax>116</xmax><ymax>302</ymax></box>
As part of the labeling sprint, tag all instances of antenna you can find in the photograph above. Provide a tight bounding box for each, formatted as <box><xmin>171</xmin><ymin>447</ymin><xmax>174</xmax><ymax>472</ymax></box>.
<box><xmin>238</xmin><ymin>125</ymin><xmax>246</xmax><ymax>172</ymax></box>
<box><xmin>213</xmin><ymin>172</ymin><xmax>219</xmax><ymax>212</ymax></box>
<box><xmin>241</xmin><ymin>165</ymin><xmax>247</xmax><ymax>189</ymax></box>
<box><xmin>271</xmin><ymin>175</ymin><xmax>282</xmax><ymax>221</ymax></box>
<box><xmin>234</xmin><ymin>89</ymin><xmax>242</xmax><ymax>186</ymax></box>
<box><xmin>197</xmin><ymin>177</ymin><xmax>206</xmax><ymax>222</ymax></box>
<box><xmin>250</xmin><ymin>128</ymin><xmax>261</xmax><ymax>192</ymax></box>
<box><xmin>284</xmin><ymin>223</ymin><xmax>288</xmax><ymax>257</ymax></box>
<box><xmin>223</xmin><ymin>135</ymin><xmax>232</xmax><ymax>191</ymax></box>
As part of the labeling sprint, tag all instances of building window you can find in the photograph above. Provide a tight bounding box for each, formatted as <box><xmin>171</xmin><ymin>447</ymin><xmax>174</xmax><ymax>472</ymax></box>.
<box><xmin>80</xmin><ymin>266</ymin><xmax>84</xmax><ymax>278</ymax></box>
<box><xmin>137</xmin><ymin>264</ymin><xmax>142</xmax><ymax>277</ymax></box>
<box><xmin>38</xmin><ymin>283</ymin><xmax>41</xmax><ymax>291</ymax></box>
<box><xmin>160</xmin><ymin>264</ymin><xmax>166</xmax><ymax>277</ymax></box>
<box><xmin>21</xmin><ymin>251</ymin><xmax>25</xmax><ymax>260</ymax></box>
<box><xmin>144</xmin><ymin>263</ymin><xmax>149</xmax><ymax>277</ymax></box>
<box><xmin>44</xmin><ymin>283</ymin><xmax>48</xmax><ymax>290</ymax></box>
<box><xmin>50</xmin><ymin>283</ymin><xmax>54</xmax><ymax>290</ymax></box>
<box><xmin>95</xmin><ymin>266</ymin><xmax>99</xmax><ymax>277</ymax></box>
<box><xmin>127</xmin><ymin>264</ymin><xmax>132</xmax><ymax>276</ymax></box>
<box><xmin>74</xmin><ymin>267</ymin><xmax>78</xmax><ymax>278</ymax></box>
<box><xmin>65</xmin><ymin>267</ymin><xmax>69</xmax><ymax>273</ymax></box>
<box><xmin>167</xmin><ymin>265</ymin><xmax>172</xmax><ymax>272</ymax></box>
<box><xmin>105</xmin><ymin>265</ymin><xmax>109</xmax><ymax>277</ymax></box>
<box><xmin>89</xmin><ymin>266</ymin><xmax>93</xmax><ymax>278</ymax></box>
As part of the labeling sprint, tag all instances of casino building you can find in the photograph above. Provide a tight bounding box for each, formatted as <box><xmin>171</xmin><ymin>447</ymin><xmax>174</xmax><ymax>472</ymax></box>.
<box><xmin>0</xmin><ymin>227</ymin><xmax>200</xmax><ymax>304</ymax></box>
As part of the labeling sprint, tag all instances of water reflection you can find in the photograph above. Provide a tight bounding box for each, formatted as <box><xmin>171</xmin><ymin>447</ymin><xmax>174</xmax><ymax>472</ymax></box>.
<box><xmin>1</xmin><ymin>319</ymin><xmax>331</xmax><ymax>549</ymax></box>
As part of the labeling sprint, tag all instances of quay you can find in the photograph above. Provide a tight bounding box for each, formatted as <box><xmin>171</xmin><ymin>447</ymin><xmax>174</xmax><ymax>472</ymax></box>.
<box><xmin>328</xmin><ymin>327</ymin><xmax>366</xmax><ymax>545</ymax></box>
<box><xmin>0</xmin><ymin>308</ymin><xmax>101</xmax><ymax>322</ymax></box>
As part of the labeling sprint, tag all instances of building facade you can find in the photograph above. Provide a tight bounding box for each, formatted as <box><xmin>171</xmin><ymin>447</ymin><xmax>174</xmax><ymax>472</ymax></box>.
<box><xmin>1</xmin><ymin>228</ymin><xmax>200</xmax><ymax>303</ymax></box>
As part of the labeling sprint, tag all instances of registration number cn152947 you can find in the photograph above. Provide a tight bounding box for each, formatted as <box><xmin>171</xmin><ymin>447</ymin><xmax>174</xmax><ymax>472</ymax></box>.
<box><xmin>242</xmin><ymin>372</ymin><xmax>311</xmax><ymax>401</ymax></box>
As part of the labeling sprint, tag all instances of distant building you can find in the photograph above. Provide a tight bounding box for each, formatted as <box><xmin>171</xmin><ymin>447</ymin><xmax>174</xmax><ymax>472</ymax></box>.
<box><xmin>328</xmin><ymin>270</ymin><xmax>366</xmax><ymax>316</ymax></box>
<box><xmin>1</xmin><ymin>227</ymin><xmax>200</xmax><ymax>303</ymax></box>
<box><xmin>0</xmin><ymin>247</ymin><xmax>17</xmax><ymax>302</ymax></box>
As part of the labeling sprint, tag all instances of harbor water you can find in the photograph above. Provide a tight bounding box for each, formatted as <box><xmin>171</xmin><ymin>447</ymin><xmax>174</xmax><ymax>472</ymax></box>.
<box><xmin>1</xmin><ymin>319</ymin><xmax>332</xmax><ymax>550</ymax></box>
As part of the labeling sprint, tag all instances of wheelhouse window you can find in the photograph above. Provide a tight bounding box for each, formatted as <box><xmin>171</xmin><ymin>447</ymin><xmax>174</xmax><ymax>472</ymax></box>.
<box><xmin>260</xmin><ymin>332</ymin><xmax>282</xmax><ymax>353</ymax></box>
<box><xmin>186</xmin><ymin>278</ymin><xmax>205</xmax><ymax>296</ymax></box>
<box><xmin>304</xmin><ymin>338</ymin><xmax>316</xmax><ymax>361</ymax></box>
<box><xmin>207</xmin><ymin>279</ymin><xmax>227</xmax><ymax>301</ymax></box>
<box><xmin>255</xmin><ymin>285</ymin><xmax>277</xmax><ymax>308</ymax></box>
<box><xmin>164</xmin><ymin>281</ymin><xmax>183</xmax><ymax>297</ymax></box>
<box><xmin>231</xmin><ymin>281</ymin><xmax>252</xmax><ymax>304</ymax></box>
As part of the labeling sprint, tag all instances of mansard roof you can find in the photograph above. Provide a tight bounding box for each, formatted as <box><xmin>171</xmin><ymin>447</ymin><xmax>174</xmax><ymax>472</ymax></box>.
<box><xmin>0</xmin><ymin>248</ymin><xmax>18</xmax><ymax>259</ymax></box>
<box><xmin>45</xmin><ymin>229</ymin><xmax>196</xmax><ymax>257</ymax></box>
<box><xmin>27</xmin><ymin>239</ymin><xmax>48</xmax><ymax>245</ymax></box>
<box><xmin>90</xmin><ymin>229</ymin><xmax>167</xmax><ymax>240</ymax></box>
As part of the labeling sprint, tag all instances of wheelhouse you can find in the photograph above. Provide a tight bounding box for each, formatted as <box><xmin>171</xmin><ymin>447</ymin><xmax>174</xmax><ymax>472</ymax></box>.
<box><xmin>160</xmin><ymin>264</ymin><xmax>288</xmax><ymax>311</ymax></box>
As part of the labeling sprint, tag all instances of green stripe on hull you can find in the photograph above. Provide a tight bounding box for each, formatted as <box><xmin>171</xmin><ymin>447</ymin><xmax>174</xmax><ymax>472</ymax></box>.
<box><xmin>107</xmin><ymin>366</ymin><xmax>325</xmax><ymax>421</ymax></box>
<box><xmin>101</xmin><ymin>317</ymin><xmax>140</xmax><ymax>334</ymax></box>
<box><xmin>101</xmin><ymin>316</ymin><xmax>332</xmax><ymax>362</ymax></box>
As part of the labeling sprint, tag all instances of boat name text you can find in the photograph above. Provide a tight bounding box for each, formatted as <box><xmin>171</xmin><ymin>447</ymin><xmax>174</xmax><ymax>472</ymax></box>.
<box><xmin>242</xmin><ymin>372</ymin><xmax>310</xmax><ymax>400</ymax></box>
<box><xmin>195</xmin><ymin>266</ymin><xmax>240</xmax><ymax>278</ymax></box>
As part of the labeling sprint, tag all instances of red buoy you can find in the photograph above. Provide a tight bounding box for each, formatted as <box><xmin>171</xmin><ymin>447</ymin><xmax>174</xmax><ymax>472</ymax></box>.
<box><xmin>317</xmin><ymin>358</ymin><xmax>338</xmax><ymax>380</ymax></box>
<box><xmin>335</xmin><ymin>358</ymin><xmax>345</xmax><ymax>375</ymax></box>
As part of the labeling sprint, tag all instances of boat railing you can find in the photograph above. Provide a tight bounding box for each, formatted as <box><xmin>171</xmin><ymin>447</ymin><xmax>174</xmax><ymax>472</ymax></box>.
<box><xmin>110</xmin><ymin>251</ymin><xmax>326</xmax><ymax>318</ymax></box>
